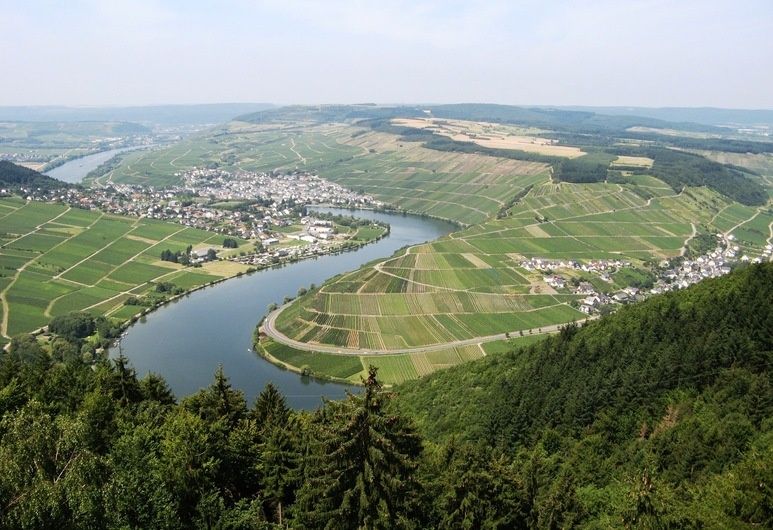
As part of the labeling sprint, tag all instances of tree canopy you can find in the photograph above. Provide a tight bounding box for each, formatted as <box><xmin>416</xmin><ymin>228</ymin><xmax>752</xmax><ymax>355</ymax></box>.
<box><xmin>0</xmin><ymin>264</ymin><xmax>769</xmax><ymax>528</ymax></box>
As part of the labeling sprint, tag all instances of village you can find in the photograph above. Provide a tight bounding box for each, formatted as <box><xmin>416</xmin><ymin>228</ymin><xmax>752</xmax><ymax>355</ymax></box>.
<box><xmin>8</xmin><ymin>167</ymin><xmax>389</xmax><ymax>270</ymax></box>
<box><xmin>523</xmin><ymin>233</ymin><xmax>765</xmax><ymax>316</ymax></box>
<box><xmin>15</xmin><ymin>168</ymin><xmax>381</xmax><ymax>236</ymax></box>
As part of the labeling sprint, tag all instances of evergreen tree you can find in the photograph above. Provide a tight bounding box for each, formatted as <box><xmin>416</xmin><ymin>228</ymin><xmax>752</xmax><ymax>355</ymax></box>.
<box><xmin>110</xmin><ymin>352</ymin><xmax>143</xmax><ymax>406</ymax></box>
<box><xmin>251</xmin><ymin>382</ymin><xmax>290</xmax><ymax>429</ymax></box>
<box><xmin>259</xmin><ymin>419</ymin><xmax>301</xmax><ymax>525</ymax></box>
<box><xmin>183</xmin><ymin>365</ymin><xmax>247</xmax><ymax>428</ymax></box>
<box><xmin>295</xmin><ymin>367</ymin><xmax>423</xmax><ymax>529</ymax></box>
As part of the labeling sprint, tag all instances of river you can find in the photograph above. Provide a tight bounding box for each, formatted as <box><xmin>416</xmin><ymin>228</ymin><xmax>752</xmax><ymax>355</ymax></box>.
<box><xmin>45</xmin><ymin>146</ymin><xmax>146</xmax><ymax>183</ymax></box>
<box><xmin>114</xmin><ymin>208</ymin><xmax>456</xmax><ymax>409</ymax></box>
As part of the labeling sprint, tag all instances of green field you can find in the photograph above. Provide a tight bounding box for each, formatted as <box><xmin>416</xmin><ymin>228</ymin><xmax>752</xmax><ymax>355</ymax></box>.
<box><xmin>98</xmin><ymin>115</ymin><xmax>773</xmax><ymax>383</ymax></box>
<box><xmin>259</xmin><ymin>337</ymin><xmax>499</xmax><ymax>386</ymax></box>
<box><xmin>0</xmin><ymin>198</ymin><xmax>248</xmax><ymax>342</ymax></box>
<box><xmin>100</xmin><ymin>122</ymin><xmax>551</xmax><ymax>226</ymax></box>
<box><xmin>273</xmin><ymin>180</ymin><xmax>741</xmax><ymax>360</ymax></box>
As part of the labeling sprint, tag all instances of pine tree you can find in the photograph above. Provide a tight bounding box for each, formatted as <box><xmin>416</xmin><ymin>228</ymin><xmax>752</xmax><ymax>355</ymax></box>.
<box><xmin>295</xmin><ymin>366</ymin><xmax>423</xmax><ymax>529</ymax></box>
<box><xmin>251</xmin><ymin>382</ymin><xmax>290</xmax><ymax>429</ymax></box>
<box><xmin>112</xmin><ymin>351</ymin><xmax>142</xmax><ymax>406</ymax></box>
<box><xmin>182</xmin><ymin>365</ymin><xmax>247</xmax><ymax>428</ymax></box>
<box><xmin>260</xmin><ymin>419</ymin><xmax>300</xmax><ymax>525</ymax></box>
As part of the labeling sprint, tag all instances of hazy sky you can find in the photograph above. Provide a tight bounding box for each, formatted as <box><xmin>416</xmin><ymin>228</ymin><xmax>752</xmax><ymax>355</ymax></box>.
<box><xmin>2</xmin><ymin>0</ymin><xmax>772</xmax><ymax>108</ymax></box>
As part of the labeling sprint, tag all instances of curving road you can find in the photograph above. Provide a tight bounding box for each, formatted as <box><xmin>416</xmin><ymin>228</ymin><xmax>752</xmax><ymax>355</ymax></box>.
<box><xmin>261</xmin><ymin>303</ymin><xmax>596</xmax><ymax>356</ymax></box>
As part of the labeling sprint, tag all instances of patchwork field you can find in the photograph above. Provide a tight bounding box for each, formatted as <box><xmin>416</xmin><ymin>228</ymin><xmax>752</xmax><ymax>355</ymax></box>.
<box><xmin>391</xmin><ymin>117</ymin><xmax>586</xmax><ymax>158</ymax></box>
<box><xmin>102</xmin><ymin>122</ymin><xmax>551</xmax><ymax>226</ymax></box>
<box><xmin>259</xmin><ymin>335</ymin><xmax>549</xmax><ymax>386</ymax></box>
<box><xmin>0</xmin><ymin>198</ymin><xmax>249</xmax><ymax>344</ymax></box>
<box><xmin>100</xmin><ymin>115</ymin><xmax>773</xmax><ymax>383</ymax></box>
<box><xmin>270</xmin><ymin>178</ymin><xmax>757</xmax><ymax>365</ymax></box>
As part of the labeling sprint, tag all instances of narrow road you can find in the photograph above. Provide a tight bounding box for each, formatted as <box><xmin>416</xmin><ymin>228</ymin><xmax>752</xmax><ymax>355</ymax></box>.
<box><xmin>1</xmin><ymin>205</ymin><xmax>73</xmax><ymax>338</ymax></box>
<box><xmin>169</xmin><ymin>148</ymin><xmax>191</xmax><ymax>168</ymax></box>
<box><xmin>724</xmin><ymin>209</ymin><xmax>761</xmax><ymax>238</ymax></box>
<box><xmin>680</xmin><ymin>223</ymin><xmax>697</xmax><ymax>257</ymax></box>
<box><xmin>288</xmin><ymin>137</ymin><xmax>307</xmax><ymax>165</ymax></box>
<box><xmin>261</xmin><ymin>302</ymin><xmax>594</xmax><ymax>356</ymax></box>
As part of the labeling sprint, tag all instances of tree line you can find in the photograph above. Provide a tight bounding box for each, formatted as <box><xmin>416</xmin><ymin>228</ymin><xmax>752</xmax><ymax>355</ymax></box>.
<box><xmin>0</xmin><ymin>264</ymin><xmax>769</xmax><ymax>528</ymax></box>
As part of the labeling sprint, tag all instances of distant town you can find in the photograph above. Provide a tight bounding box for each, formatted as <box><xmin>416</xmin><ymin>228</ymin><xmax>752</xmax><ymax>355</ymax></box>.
<box><xmin>2</xmin><ymin>167</ymin><xmax>388</xmax><ymax>269</ymax></box>
<box><xmin>526</xmin><ymin>233</ymin><xmax>771</xmax><ymax>316</ymax></box>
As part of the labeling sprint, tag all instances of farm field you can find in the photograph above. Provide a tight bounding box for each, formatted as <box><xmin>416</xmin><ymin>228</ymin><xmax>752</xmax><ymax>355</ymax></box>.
<box><xmin>103</xmin><ymin>122</ymin><xmax>551</xmax><ymax>226</ymax></box>
<box><xmin>391</xmin><ymin>117</ymin><xmax>586</xmax><ymax>158</ymax></box>
<box><xmin>272</xmin><ymin>178</ymin><xmax>761</xmax><ymax>357</ymax></box>
<box><xmin>100</xmin><ymin>114</ymin><xmax>773</xmax><ymax>383</ymax></box>
<box><xmin>259</xmin><ymin>336</ymin><xmax>533</xmax><ymax>386</ymax></box>
<box><xmin>0</xmin><ymin>197</ymin><xmax>250</xmax><ymax>344</ymax></box>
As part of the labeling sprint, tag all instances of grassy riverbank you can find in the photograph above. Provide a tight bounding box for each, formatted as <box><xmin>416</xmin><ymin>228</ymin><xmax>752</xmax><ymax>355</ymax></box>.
<box><xmin>0</xmin><ymin>197</ymin><xmax>389</xmax><ymax>347</ymax></box>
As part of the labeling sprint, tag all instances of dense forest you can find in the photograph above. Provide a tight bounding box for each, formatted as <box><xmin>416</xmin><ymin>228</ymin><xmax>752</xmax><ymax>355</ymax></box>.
<box><xmin>0</xmin><ymin>264</ymin><xmax>769</xmax><ymax>528</ymax></box>
<box><xmin>0</xmin><ymin>161</ymin><xmax>69</xmax><ymax>190</ymax></box>
<box><xmin>396</xmin><ymin>263</ymin><xmax>772</xmax><ymax>527</ymax></box>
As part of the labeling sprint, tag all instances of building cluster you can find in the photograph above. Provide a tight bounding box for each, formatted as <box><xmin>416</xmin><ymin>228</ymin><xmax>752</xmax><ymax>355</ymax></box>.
<box><xmin>231</xmin><ymin>236</ymin><xmax>326</xmax><ymax>268</ymax></box>
<box><xmin>527</xmin><ymin>232</ymin><xmax>773</xmax><ymax>316</ymax></box>
<box><xmin>177</xmin><ymin>168</ymin><xmax>380</xmax><ymax>208</ymax></box>
<box><xmin>19</xmin><ymin>167</ymin><xmax>379</xmax><ymax>242</ymax></box>
<box><xmin>14</xmin><ymin>167</ymin><xmax>388</xmax><ymax>273</ymax></box>
<box><xmin>650</xmin><ymin>235</ymin><xmax>739</xmax><ymax>294</ymax></box>
<box><xmin>522</xmin><ymin>257</ymin><xmax>630</xmax><ymax>276</ymax></box>
<box><xmin>0</xmin><ymin>152</ymin><xmax>50</xmax><ymax>164</ymax></box>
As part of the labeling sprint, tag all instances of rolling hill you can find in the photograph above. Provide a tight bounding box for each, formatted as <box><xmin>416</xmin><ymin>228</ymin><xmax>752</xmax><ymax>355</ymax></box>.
<box><xmin>393</xmin><ymin>263</ymin><xmax>773</xmax><ymax>527</ymax></box>
<box><xmin>0</xmin><ymin>161</ymin><xmax>70</xmax><ymax>190</ymax></box>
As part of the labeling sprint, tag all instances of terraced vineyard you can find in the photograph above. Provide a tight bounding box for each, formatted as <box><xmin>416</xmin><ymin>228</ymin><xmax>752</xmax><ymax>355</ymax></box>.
<box><xmin>101</xmin><ymin>122</ymin><xmax>552</xmax><ymax>226</ymax></box>
<box><xmin>0</xmin><ymin>197</ymin><xmax>248</xmax><ymax>344</ymax></box>
<box><xmin>268</xmin><ymin>175</ymin><xmax>772</xmax><ymax>383</ymax></box>
<box><xmin>102</xmin><ymin>108</ymin><xmax>773</xmax><ymax>384</ymax></box>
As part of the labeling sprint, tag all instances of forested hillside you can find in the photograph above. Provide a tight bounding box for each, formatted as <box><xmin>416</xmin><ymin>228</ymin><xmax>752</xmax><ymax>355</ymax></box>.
<box><xmin>0</xmin><ymin>265</ymin><xmax>769</xmax><ymax>528</ymax></box>
<box><xmin>0</xmin><ymin>161</ymin><xmax>69</xmax><ymax>190</ymax></box>
<box><xmin>396</xmin><ymin>263</ymin><xmax>772</xmax><ymax>526</ymax></box>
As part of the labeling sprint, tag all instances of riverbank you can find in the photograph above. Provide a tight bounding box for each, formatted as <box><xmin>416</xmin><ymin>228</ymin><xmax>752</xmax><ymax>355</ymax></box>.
<box><xmin>115</xmin><ymin>209</ymin><xmax>456</xmax><ymax>408</ymax></box>
<box><xmin>112</xmin><ymin>222</ymin><xmax>390</xmax><ymax>341</ymax></box>
<box><xmin>254</xmin><ymin>303</ymin><xmax>579</xmax><ymax>387</ymax></box>
<box><xmin>45</xmin><ymin>145</ymin><xmax>151</xmax><ymax>183</ymax></box>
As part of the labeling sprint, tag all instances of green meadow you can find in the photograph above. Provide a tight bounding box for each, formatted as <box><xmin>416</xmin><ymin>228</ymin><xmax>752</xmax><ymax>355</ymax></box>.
<box><xmin>0</xmin><ymin>198</ymin><xmax>248</xmax><ymax>344</ymax></box>
<box><xmin>99</xmin><ymin>117</ymin><xmax>773</xmax><ymax>383</ymax></box>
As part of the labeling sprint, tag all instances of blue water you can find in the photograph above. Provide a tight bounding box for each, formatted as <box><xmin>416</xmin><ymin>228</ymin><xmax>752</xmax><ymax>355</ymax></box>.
<box><xmin>115</xmin><ymin>208</ymin><xmax>455</xmax><ymax>409</ymax></box>
<box><xmin>46</xmin><ymin>146</ymin><xmax>146</xmax><ymax>183</ymax></box>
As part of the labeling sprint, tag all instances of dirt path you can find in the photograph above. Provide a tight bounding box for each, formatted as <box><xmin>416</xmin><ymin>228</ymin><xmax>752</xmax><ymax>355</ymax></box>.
<box><xmin>53</xmin><ymin>214</ymin><xmax>137</xmax><ymax>280</ymax></box>
<box><xmin>680</xmin><ymin>223</ymin><xmax>697</xmax><ymax>257</ymax></box>
<box><xmin>724</xmin><ymin>209</ymin><xmax>762</xmax><ymax>237</ymax></box>
<box><xmin>1</xmin><ymin>204</ymin><xmax>72</xmax><ymax>249</ymax></box>
<box><xmin>288</xmin><ymin>137</ymin><xmax>307</xmax><ymax>165</ymax></box>
<box><xmin>1</xmin><ymin>208</ymin><xmax>100</xmax><ymax>339</ymax></box>
<box><xmin>47</xmin><ymin>227</ymin><xmax>197</xmax><ymax>319</ymax></box>
<box><xmin>169</xmin><ymin>149</ymin><xmax>191</xmax><ymax>168</ymax></box>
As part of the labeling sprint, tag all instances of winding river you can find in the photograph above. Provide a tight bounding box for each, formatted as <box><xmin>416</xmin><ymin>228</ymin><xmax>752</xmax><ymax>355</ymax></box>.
<box><xmin>114</xmin><ymin>208</ymin><xmax>456</xmax><ymax>409</ymax></box>
<box><xmin>45</xmin><ymin>146</ymin><xmax>146</xmax><ymax>183</ymax></box>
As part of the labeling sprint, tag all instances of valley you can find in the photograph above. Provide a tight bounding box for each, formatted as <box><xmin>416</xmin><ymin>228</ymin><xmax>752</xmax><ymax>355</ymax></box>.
<box><xmin>70</xmin><ymin>104</ymin><xmax>772</xmax><ymax>384</ymax></box>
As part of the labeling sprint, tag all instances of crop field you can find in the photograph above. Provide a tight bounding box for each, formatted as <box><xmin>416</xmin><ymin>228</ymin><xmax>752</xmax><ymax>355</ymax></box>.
<box><xmin>259</xmin><ymin>333</ymin><xmax>556</xmax><ymax>386</ymax></box>
<box><xmin>104</xmin><ymin>122</ymin><xmax>551</xmax><ymax>225</ymax></box>
<box><xmin>98</xmin><ymin>118</ymin><xmax>772</xmax><ymax>382</ymax></box>
<box><xmin>0</xmin><ymin>198</ymin><xmax>249</xmax><ymax>342</ymax></box>
<box><xmin>274</xmin><ymin>178</ymin><xmax>750</xmax><ymax>354</ymax></box>
<box><xmin>259</xmin><ymin>337</ymin><xmax>496</xmax><ymax>386</ymax></box>
<box><xmin>391</xmin><ymin>117</ymin><xmax>585</xmax><ymax>158</ymax></box>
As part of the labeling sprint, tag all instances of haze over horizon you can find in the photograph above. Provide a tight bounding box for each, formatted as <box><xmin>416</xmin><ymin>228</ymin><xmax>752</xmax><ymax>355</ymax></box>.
<box><xmin>2</xmin><ymin>0</ymin><xmax>772</xmax><ymax>109</ymax></box>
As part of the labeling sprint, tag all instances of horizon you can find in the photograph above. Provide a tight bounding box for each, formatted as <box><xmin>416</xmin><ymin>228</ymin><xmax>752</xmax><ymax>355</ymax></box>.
<box><xmin>2</xmin><ymin>0</ymin><xmax>772</xmax><ymax>108</ymax></box>
<box><xmin>2</xmin><ymin>102</ymin><xmax>773</xmax><ymax>112</ymax></box>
